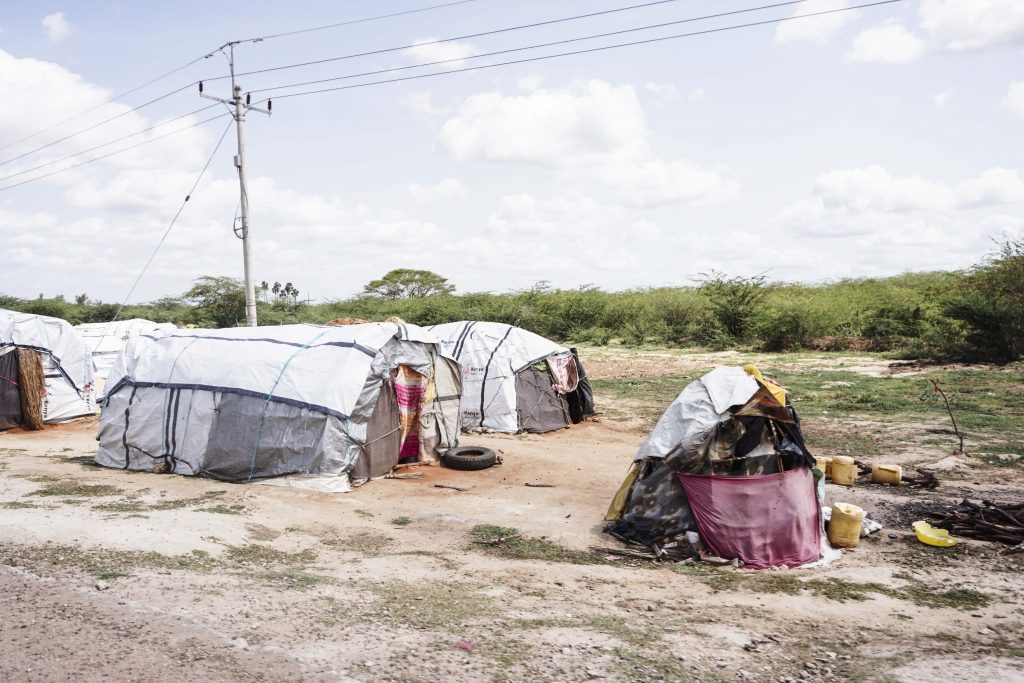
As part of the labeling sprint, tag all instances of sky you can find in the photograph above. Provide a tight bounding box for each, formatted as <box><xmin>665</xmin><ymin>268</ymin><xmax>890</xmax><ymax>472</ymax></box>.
<box><xmin>0</xmin><ymin>0</ymin><xmax>1022</xmax><ymax>303</ymax></box>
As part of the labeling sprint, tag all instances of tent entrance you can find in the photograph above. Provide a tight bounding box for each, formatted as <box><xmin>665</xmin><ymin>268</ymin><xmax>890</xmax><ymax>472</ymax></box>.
<box><xmin>352</xmin><ymin>381</ymin><xmax>402</xmax><ymax>481</ymax></box>
<box><xmin>515</xmin><ymin>365</ymin><xmax>570</xmax><ymax>433</ymax></box>
<box><xmin>0</xmin><ymin>350</ymin><xmax>22</xmax><ymax>430</ymax></box>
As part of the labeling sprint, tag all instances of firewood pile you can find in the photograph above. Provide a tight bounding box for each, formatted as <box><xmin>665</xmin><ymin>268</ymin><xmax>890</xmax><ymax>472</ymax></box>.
<box><xmin>927</xmin><ymin>499</ymin><xmax>1024</xmax><ymax>548</ymax></box>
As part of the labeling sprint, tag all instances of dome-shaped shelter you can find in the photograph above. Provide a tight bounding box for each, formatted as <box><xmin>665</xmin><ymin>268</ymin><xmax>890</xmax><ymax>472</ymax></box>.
<box><xmin>1</xmin><ymin>309</ymin><xmax>95</xmax><ymax>431</ymax></box>
<box><xmin>95</xmin><ymin>322</ymin><xmax>461</xmax><ymax>491</ymax></box>
<box><xmin>428</xmin><ymin>321</ymin><xmax>594</xmax><ymax>434</ymax></box>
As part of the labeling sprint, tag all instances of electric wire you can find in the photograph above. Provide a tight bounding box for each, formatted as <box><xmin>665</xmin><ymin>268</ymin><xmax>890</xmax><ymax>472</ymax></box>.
<box><xmin>257</xmin><ymin>0</ymin><xmax>904</xmax><ymax>102</ymax></box>
<box><xmin>104</xmin><ymin>119</ymin><xmax>234</xmax><ymax>327</ymax></box>
<box><xmin>0</xmin><ymin>103</ymin><xmax>222</xmax><ymax>185</ymax></box>
<box><xmin>250</xmin><ymin>0</ymin><xmax>814</xmax><ymax>95</ymax></box>
<box><xmin>0</xmin><ymin>112</ymin><xmax>230</xmax><ymax>193</ymax></box>
<box><xmin>207</xmin><ymin>0</ymin><xmax>698</xmax><ymax>82</ymax></box>
<box><xmin>0</xmin><ymin>54</ymin><xmax>213</xmax><ymax>154</ymax></box>
<box><xmin>234</xmin><ymin>0</ymin><xmax>486</xmax><ymax>43</ymax></box>
<box><xmin>0</xmin><ymin>83</ymin><xmax>204</xmax><ymax>169</ymax></box>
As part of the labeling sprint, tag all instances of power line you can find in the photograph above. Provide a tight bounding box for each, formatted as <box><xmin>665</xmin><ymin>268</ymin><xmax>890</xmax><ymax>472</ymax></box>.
<box><xmin>250</xmin><ymin>0</ymin><xmax>814</xmax><ymax>96</ymax></box>
<box><xmin>104</xmin><ymin>120</ymin><xmax>234</xmax><ymax>326</ymax></box>
<box><xmin>207</xmin><ymin>0</ymin><xmax>695</xmax><ymax>83</ymax></box>
<box><xmin>0</xmin><ymin>54</ymin><xmax>213</xmax><ymax>155</ymax></box>
<box><xmin>0</xmin><ymin>112</ymin><xmax>230</xmax><ymax>193</ymax></box>
<box><xmin>0</xmin><ymin>83</ymin><xmax>203</xmax><ymax>169</ymax></box>
<box><xmin>0</xmin><ymin>104</ymin><xmax>222</xmax><ymax>185</ymax></box>
<box><xmin>235</xmin><ymin>0</ymin><xmax>487</xmax><ymax>43</ymax></box>
<box><xmin>260</xmin><ymin>0</ymin><xmax>904</xmax><ymax>103</ymax></box>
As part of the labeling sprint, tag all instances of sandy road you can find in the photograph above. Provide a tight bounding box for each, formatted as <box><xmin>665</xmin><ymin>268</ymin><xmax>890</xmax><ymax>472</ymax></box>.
<box><xmin>1</xmin><ymin>416</ymin><xmax>1022</xmax><ymax>682</ymax></box>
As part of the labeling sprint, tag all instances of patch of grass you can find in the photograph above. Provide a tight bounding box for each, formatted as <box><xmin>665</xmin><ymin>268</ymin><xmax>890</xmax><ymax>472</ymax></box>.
<box><xmin>26</xmin><ymin>482</ymin><xmax>123</xmax><ymax>498</ymax></box>
<box><xmin>391</xmin><ymin>515</ymin><xmax>412</xmax><ymax>526</ymax></box>
<box><xmin>900</xmin><ymin>585</ymin><xmax>991</xmax><ymax>611</ymax></box>
<box><xmin>669</xmin><ymin>563</ymin><xmax>743</xmax><ymax>592</ymax></box>
<box><xmin>197</xmin><ymin>504</ymin><xmax>245</xmax><ymax>515</ymax></box>
<box><xmin>252</xmin><ymin>568</ymin><xmax>332</xmax><ymax>591</ymax></box>
<box><xmin>93</xmin><ymin>499</ymin><xmax>149</xmax><ymax>513</ymax></box>
<box><xmin>0</xmin><ymin>543</ymin><xmax>219</xmax><ymax>577</ymax></box>
<box><xmin>321</xmin><ymin>531</ymin><xmax>393</xmax><ymax>555</ymax></box>
<box><xmin>470</xmin><ymin>525</ymin><xmax>608</xmax><ymax>565</ymax></box>
<box><xmin>372</xmin><ymin>582</ymin><xmax>496</xmax><ymax>630</ymax></box>
<box><xmin>582</xmin><ymin>615</ymin><xmax>659</xmax><ymax>648</ymax></box>
<box><xmin>224</xmin><ymin>544</ymin><xmax>316</xmax><ymax>566</ymax></box>
<box><xmin>354</xmin><ymin>509</ymin><xmax>374</xmax><ymax>519</ymax></box>
<box><xmin>1</xmin><ymin>501</ymin><xmax>41</xmax><ymax>509</ymax></box>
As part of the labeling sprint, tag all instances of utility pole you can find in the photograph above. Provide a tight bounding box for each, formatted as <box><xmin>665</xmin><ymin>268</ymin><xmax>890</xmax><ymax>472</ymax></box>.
<box><xmin>199</xmin><ymin>42</ymin><xmax>270</xmax><ymax>327</ymax></box>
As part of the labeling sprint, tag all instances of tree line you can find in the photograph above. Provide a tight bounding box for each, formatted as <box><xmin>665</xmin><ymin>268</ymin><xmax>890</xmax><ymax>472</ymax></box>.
<box><xmin>2</xmin><ymin>239</ymin><xmax>1021</xmax><ymax>363</ymax></box>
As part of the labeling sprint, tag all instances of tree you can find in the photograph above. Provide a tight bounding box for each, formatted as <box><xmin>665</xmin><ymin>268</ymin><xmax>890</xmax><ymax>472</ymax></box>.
<box><xmin>74</xmin><ymin>293</ymin><xmax>89</xmax><ymax>306</ymax></box>
<box><xmin>697</xmin><ymin>271</ymin><xmax>769</xmax><ymax>340</ymax></box>
<box><xmin>362</xmin><ymin>269</ymin><xmax>455</xmax><ymax>299</ymax></box>
<box><xmin>184</xmin><ymin>276</ymin><xmax>246</xmax><ymax>328</ymax></box>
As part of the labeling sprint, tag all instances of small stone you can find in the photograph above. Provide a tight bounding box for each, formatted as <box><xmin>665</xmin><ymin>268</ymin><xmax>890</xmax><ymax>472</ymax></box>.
<box><xmin>824</xmin><ymin>652</ymin><xmax>837</xmax><ymax>660</ymax></box>
<box><xmin>646</xmin><ymin>604</ymin><xmax>655</xmax><ymax>612</ymax></box>
<box><xmin>978</xmin><ymin>628</ymin><xmax>995</xmax><ymax>636</ymax></box>
<box><xmin>232</xmin><ymin>638</ymin><xmax>248</xmax><ymax>649</ymax></box>
<box><xmin>94</xmin><ymin>580</ymin><xmax>109</xmax><ymax>591</ymax></box>
<box><xmin>560</xmin><ymin>647</ymin><xmax>573</xmax><ymax>655</ymax></box>
<box><xmin>363</xmin><ymin>660</ymin><xmax>375</xmax><ymax>668</ymax></box>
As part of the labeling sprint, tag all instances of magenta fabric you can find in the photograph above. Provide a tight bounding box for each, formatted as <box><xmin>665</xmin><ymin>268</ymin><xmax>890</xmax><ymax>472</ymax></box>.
<box><xmin>677</xmin><ymin>468</ymin><xmax>821</xmax><ymax>569</ymax></box>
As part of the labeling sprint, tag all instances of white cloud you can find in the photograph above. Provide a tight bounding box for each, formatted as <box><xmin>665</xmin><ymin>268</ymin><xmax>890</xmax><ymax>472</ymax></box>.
<box><xmin>408</xmin><ymin>177</ymin><xmax>466</xmax><ymax>202</ymax></box>
<box><xmin>590</xmin><ymin>159</ymin><xmax>739</xmax><ymax>208</ymax></box>
<box><xmin>687</xmin><ymin>88</ymin><xmax>706</xmax><ymax>104</ymax></box>
<box><xmin>644</xmin><ymin>82</ymin><xmax>679</xmax><ymax>99</ymax></box>
<box><xmin>439</xmin><ymin>80</ymin><xmax>649</xmax><ymax>166</ymax></box>
<box><xmin>775</xmin><ymin>0</ymin><xmax>856</xmax><ymax>45</ymax></box>
<box><xmin>42</xmin><ymin>11</ymin><xmax>71</xmax><ymax>43</ymax></box>
<box><xmin>1006</xmin><ymin>82</ymin><xmax>1024</xmax><ymax>119</ymax></box>
<box><xmin>438</xmin><ymin>79</ymin><xmax>737</xmax><ymax>207</ymax></box>
<box><xmin>517</xmin><ymin>74</ymin><xmax>544</xmax><ymax>91</ymax></box>
<box><xmin>487</xmin><ymin>192</ymin><xmax>618</xmax><ymax>237</ymax></box>
<box><xmin>626</xmin><ymin>219</ymin><xmax>661</xmax><ymax>241</ymax></box>
<box><xmin>918</xmin><ymin>0</ymin><xmax>1024</xmax><ymax>52</ymax></box>
<box><xmin>933</xmin><ymin>89</ymin><xmax>954</xmax><ymax>107</ymax></box>
<box><xmin>402</xmin><ymin>91</ymin><xmax>447</xmax><ymax>117</ymax></box>
<box><xmin>777</xmin><ymin>165</ymin><xmax>1024</xmax><ymax>238</ymax></box>
<box><xmin>848</xmin><ymin>20</ymin><xmax>926</xmax><ymax>63</ymax></box>
<box><xmin>402</xmin><ymin>38</ymin><xmax>475</xmax><ymax>68</ymax></box>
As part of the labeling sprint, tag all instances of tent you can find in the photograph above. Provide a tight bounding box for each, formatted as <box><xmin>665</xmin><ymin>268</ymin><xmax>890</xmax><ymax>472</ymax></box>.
<box><xmin>604</xmin><ymin>366</ymin><xmax>820</xmax><ymax>568</ymax></box>
<box><xmin>428</xmin><ymin>321</ymin><xmax>595</xmax><ymax>433</ymax></box>
<box><xmin>0</xmin><ymin>309</ymin><xmax>96</xmax><ymax>430</ymax></box>
<box><xmin>94</xmin><ymin>322</ymin><xmax>461</xmax><ymax>491</ymax></box>
<box><xmin>74</xmin><ymin>319</ymin><xmax>177</xmax><ymax>380</ymax></box>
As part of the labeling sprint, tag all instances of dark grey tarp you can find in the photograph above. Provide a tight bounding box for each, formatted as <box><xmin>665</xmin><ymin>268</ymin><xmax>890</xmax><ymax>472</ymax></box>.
<box><xmin>516</xmin><ymin>366</ymin><xmax>570</xmax><ymax>433</ymax></box>
<box><xmin>0</xmin><ymin>351</ymin><xmax>22</xmax><ymax>431</ymax></box>
<box><xmin>201</xmin><ymin>392</ymin><xmax>330</xmax><ymax>481</ymax></box>
<box><xmin>351</xmin><ymin>382</ymin><xmax>401</xmax><ymax>481</ymax></box>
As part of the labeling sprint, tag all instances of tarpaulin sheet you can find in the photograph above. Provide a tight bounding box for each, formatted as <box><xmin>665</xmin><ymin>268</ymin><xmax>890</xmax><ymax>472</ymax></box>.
<box><xmin>677</xmin><ymin>467</ymin><xmax>820</xmax><ymax>568</ymax></box>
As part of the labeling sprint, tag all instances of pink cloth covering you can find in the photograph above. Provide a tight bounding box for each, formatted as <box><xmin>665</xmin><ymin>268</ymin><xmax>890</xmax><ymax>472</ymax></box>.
<box><xmin>677</xmin><ymin>468</ymin><xmax>821</xmax><ymax>569</ymax></box>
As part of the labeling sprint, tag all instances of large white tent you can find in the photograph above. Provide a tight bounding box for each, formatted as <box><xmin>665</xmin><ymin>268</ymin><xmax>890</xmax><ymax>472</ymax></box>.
<box><xmin>75</xmin><ymin>319</ymin><xmax>177</xmax><ymax>380</ymax></box>
<box><xmin>428</xmin><ymin>321</ymin><xmax>580</xmax><ymax>433</ymax></box>
<box><xmin>0</xmin><ymin>309</ymin><xmax>96</xmax><ymax>429</ymax></box>
<box><xmin>95</xmin><ymin>322</ymin><xmax>461</xmax><ymax>491</ymax></box>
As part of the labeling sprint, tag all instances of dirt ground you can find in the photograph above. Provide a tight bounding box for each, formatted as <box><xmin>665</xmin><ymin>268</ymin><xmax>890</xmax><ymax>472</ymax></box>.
<box><xmin>2</xmin><ymin>356</ymin><xmax>1023</xmax><ymax>682</ymax></box>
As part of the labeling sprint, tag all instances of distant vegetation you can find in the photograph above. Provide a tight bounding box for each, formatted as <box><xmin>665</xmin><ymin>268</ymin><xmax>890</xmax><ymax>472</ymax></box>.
<box><xmin>2</xmin><ymin>240</ymin><xmax>1022</xmax><ymax>363</ymax></box>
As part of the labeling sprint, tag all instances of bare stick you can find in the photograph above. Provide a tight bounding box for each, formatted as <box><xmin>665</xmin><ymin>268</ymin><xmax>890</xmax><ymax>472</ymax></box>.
<box><xmin>931</xmin><ymin>379</ymin><xmax>965</xmax><ymax>453</ymax></box>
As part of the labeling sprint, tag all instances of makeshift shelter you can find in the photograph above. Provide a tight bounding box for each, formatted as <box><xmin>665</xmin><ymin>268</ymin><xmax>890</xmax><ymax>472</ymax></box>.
<box><xmin>75</xmin><ymin>319</ymin><xmax>177</xmax><ymax>380</ymax></box>
<box><xmin>0</xmin><ymin>309</ymin><xmax>96</xmax><ymax>430</ymax></box>
<box><xmin>428</xmin><ymin>321</ymin><xmax>595</xmax><ymax>433</ymax></box>
<box><xmin>604</xmin><ymin>366</ymin><xmax>820</xmax><ymax>568</ymax></box>
<box><xmin>94</xmin><ymin>322</ymin><xmax>461</xmax><ymax>491</ymax></box>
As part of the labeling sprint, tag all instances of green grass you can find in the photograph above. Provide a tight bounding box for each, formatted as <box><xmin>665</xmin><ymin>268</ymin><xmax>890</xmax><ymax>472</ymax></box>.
<box><xmin>252</xmin><ymin>569</ymin><xmax>332</xmax><ymax>590</ymax></box>
<box><xmin>224</xmin><ymin>544</ymin><xmax>316</xmax><ymax>566</ymax></box>
<box><xmin>470</xmin><ymin>525</ymin><xmax>608</xmax><ymax>565</ymax></box>
<box><xmin>391</xmin><ymin>516</ymin><xmax>412</xmax><ymax>526</ymax></box>
<box><xmin>26</xmin><ymin>482</ymin><xmax>123</xmax><ymax>498</ymax></box>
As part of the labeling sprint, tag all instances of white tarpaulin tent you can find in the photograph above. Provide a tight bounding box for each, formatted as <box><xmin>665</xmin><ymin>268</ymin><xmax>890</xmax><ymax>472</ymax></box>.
<box><xmin>0</xmin><ymin>309</ymin><xmax>96</xmax><ymax>428</ymax></box>
<box><xmin>428</xmin><ymin>321</ymin><xmax>578</xmax><ymax>433</ymax></box>
<box><xmin>75</xmin><ymin>319</ymin><xmax>177</xmax><ymax>379</ymax></box>
<box><xmin>95</xmin><ymin>322</ymin><xmax>461</xmax><ymax>491</ymax></box>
